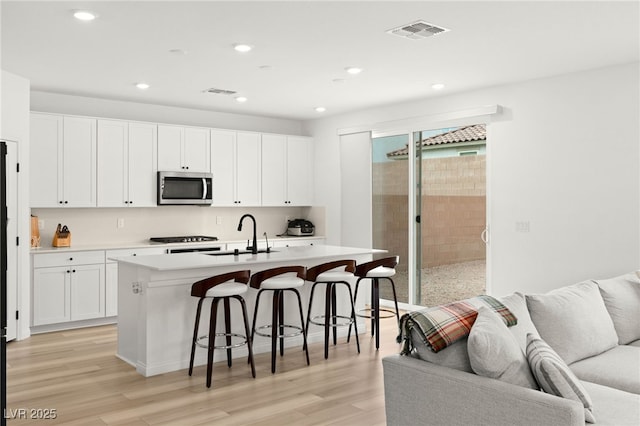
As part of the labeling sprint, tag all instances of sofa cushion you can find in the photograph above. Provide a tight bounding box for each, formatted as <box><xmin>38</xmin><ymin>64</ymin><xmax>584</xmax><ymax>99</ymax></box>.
<box><xmin>569</xmin><ymin>345</ymin><xmax>640</xmax><ymax>394</ymax></box>
<box><xmin>526</xmin><ymin>334</ymin><xmax>596</xmax><ymax>423</ymax></box>
<box><xmin>526</xmin><ymin>281</ymin><xmax>618</xmax><ymax>364</ymax></box>
<box><xmin>411</xmin><ymin>329</ymin><xmax>472</xmax><ymax>372</ymax></box>
<box><xmin>581</xmin><ymin>381</ymin><xmax>640</xmax><ymax>426</ymax></box>
<box><xmin>594</xmin><ymin>272</ymin><xmax>640</xmax><ymax>345</ymax></box>
<box><xmin>468</xmin><ymin>306</ymin><xmax>538</xmax><ymax>389</ymax></box>
<box><xmin>499</xmin><ymin>292</ymin><xmax>539</xmax><ymax>352</ymax></box>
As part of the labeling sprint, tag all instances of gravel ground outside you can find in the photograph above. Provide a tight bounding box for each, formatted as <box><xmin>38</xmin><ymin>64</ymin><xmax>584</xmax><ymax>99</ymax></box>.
<box><xmin>379</xmin><ymin>260</ymin><xmax>486</xmax><ymax>307</ymax></box>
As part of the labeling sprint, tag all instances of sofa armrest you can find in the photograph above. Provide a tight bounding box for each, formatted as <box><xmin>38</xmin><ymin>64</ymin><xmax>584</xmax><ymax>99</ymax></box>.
<box><xmin>382</xmin><ymin>354</ymin><xmax>584</xmax><ymax>426</ymax></box>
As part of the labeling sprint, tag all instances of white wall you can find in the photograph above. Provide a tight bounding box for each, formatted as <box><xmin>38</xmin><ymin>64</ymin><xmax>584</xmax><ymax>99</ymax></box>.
<box><xmin>304</xmin><ymin>62</ymin><xmax>640</xmax><ymax>297</ymax></box>
<box><xmin>1</xmin><ymin>70</ymin><xmax>31</xmax><ymax>339</ymax></box>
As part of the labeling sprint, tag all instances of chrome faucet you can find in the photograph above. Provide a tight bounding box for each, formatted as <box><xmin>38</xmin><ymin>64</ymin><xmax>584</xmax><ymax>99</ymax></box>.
<box><xmin>237</xmin><ymin>214</ymin><xmax>258</xmax><ymax>254</ymax></box>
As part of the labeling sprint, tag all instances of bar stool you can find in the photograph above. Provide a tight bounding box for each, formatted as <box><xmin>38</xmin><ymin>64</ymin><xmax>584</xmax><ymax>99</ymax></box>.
<box><xmin>305</xmin><ymin>260</ymin><xmax>360</xmax><ymax>359</ymax></box>
<box><xmin>250</xmin><ymin>266</ymin><xmax>310</xmax><ymax>373</ymax></box>
<box><xmin>188</xmin><ymin>270</ymin><xmax>255</xmax><ymax>388</ymax></box>
<box><xmin>348</xmin><ymin>256</ymin><xmax>400</xmax><ymax>350</ymax></box>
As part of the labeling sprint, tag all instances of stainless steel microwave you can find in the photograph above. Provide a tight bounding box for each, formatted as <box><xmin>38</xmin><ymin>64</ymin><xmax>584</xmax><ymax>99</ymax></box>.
<box><xmin>157</xmin><ymin>171</ymin><xmax>213</xmax><ymax>205</ymax></box>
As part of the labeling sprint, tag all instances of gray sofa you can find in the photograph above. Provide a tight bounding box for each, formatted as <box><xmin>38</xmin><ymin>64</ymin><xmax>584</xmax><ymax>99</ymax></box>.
<box><xmin>383</xmin><ymin>272</ymin><xmax>640</xmax><ymax>426</ymax></box>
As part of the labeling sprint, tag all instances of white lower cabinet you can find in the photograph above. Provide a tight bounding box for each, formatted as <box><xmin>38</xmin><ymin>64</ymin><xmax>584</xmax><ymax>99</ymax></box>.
<box><xmin>32</xmin><ymin>252</ymin><xmax>106</xmax><ymax>326</ymax></box>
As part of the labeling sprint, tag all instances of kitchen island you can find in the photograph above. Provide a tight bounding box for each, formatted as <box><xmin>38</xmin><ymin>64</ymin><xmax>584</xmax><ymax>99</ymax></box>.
<box><xmin>115</xmin><ymin>245</ymin><xmax>383</xmax><ymax>376</ymax></box>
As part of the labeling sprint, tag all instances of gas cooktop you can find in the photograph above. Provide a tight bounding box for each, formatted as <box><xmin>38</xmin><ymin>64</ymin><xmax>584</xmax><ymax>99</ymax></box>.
<box><xmin>150</xmin><ymin>236</ymin><xmax>218</xmax><ymax>244</ymax></box>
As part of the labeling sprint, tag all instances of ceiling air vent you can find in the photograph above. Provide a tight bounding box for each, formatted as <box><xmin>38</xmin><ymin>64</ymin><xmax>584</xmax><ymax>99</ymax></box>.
<box><xmin>205</xmin><ymin>88</ymin><xmax>237</xmax><ymax>95</ymax></box>
<box><xmin>387</xmin><ymin>20</ymin><xmax>449</xmax><ymax>40</ymax></box>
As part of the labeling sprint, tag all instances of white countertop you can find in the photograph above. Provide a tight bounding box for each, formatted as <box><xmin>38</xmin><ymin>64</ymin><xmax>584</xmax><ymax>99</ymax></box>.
<box><xmin>113</xmin><ymin>244</ymin><xmax>382</xmax><ymax>272</ymax></box>
<box><xmin>30</xmin><ymin>235</ymin><xmax>325</xmax><ymax>254</ymax></box>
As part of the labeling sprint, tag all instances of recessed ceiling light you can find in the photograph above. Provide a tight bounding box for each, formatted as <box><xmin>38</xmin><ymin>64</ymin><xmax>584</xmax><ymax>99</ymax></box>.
<box><xmin>345</xmin><ymin>67</ymin><xmax>363</xmax><ymax>75</ymax></box>
<box><xmin>431</xmin><ymin>83</ymin><xmax>445</xmax><ymax>90</ymax></box>
<box><xmin>135</xmin><ymin>83</ymin><xmax>150</xmax><ymax>90</ymax></box>
<box><xmin>258</xmin><ymin>65</ymin><xmax>273</xmax><ymax>71</ymax></box>
<box><xmin>235</xmin><ymin>96</ymin><xmax>248</xmax><ymax>103</ymax></box>
<box><xmin>233</xmin><ymin>44</ymin><xmax>253</xmax><ymax>53</ymax></box>
<box><xmin>72</xmin><ymin>10</ymin><xmax>97</xmax><ymax>21</ymax></box>
<box><xmin>315</xmin><ymin>107</ymin><xmax>326</xmax><ymax>113</ymax></box>
<box><xmin>169</xmin><ymin>49</ymin><xmax>188</xmax><ymax>55</ymax></box>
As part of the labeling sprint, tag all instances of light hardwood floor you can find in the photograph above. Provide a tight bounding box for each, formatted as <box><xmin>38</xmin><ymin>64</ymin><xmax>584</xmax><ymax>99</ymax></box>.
<box><xmin>7</xmin><ymin>316</ymin><xmax>403</xmax><ymax>425</ymax></box>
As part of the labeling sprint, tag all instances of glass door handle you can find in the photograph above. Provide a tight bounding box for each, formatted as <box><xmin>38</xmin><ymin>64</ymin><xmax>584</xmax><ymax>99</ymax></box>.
<box><xmin>481</xmin><ymin>227</ymin><xmax>489</xmax><ymax>244</ymax></box>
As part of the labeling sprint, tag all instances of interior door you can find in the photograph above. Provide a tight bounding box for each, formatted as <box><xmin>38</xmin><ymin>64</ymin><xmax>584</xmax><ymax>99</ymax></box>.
<box><xmin>4</xmin><ymin>140</ymin><xmax>18</xmax><ymax>340</ymax></box>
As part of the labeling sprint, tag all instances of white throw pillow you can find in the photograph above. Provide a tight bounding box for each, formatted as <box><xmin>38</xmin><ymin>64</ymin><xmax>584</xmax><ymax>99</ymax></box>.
<box><xmin>468</xmin><ymin>306</ymin><xmax>538</xmax><ymax>389</ymax></box>
<box><xmin>526</xmin><ymin>333</ymin><xmax>596</xmax><ymax>423</ymax></box>
<box><xmin>526</xmin><ymin>281</ymin><xmax>618</xmax><ymax>364</ymax></box>
<box><xmin>595</xmin><ymin>272</ymin><xmax>640</xmax><ymax>345</ymax></box>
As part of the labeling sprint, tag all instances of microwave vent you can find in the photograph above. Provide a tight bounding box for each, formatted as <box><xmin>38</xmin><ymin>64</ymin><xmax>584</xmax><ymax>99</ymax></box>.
<box><xmin>387</xmin><ymin>20</ymin><xmax>449</xmax><ymax>40</ymax></box>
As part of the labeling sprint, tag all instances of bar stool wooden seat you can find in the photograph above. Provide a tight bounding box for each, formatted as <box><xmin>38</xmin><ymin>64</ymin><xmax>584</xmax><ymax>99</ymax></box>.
<box><xmin>305</xmin><ymin>260</ymin><xmax>360</xmax><ymax>359</ymax></box>
<box><xmin>188</xmin><ymin>270</ymin><xmax>255</xmax><ymax>388</ymax></box>
<box><xmin>348</xmin><ymin>256</ymin><xmax>400</xmax><ymax>350</ymax></box>
<box><xmin>250</xmin><ymin>266</ymin><xmax>310</xmax><ymax>373</ymax></box>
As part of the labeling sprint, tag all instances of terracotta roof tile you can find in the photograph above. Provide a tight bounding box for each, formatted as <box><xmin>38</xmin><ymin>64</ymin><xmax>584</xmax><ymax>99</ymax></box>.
<box><xmin>387</xmin><ymin>124</ymin><xmax>486</xmax><ymax>158</ymax></box>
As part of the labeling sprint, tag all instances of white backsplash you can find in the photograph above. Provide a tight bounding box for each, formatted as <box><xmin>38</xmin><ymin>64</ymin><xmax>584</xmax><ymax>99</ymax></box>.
<box><xmin>31</xmin><ymin>206</ymin><xmax>325</xmax><ymax>247</ymax></box>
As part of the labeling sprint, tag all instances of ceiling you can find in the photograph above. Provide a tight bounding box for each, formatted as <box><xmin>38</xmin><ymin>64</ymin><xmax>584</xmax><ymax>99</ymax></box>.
<box><xmin>2</xmin><ymin>1</ymin><xmax>639</xmax><ymax>121</ymax></box>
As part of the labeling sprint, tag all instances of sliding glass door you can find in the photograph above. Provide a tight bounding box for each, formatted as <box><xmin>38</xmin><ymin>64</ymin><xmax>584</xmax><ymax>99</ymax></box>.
<box><xmin>415</xmin><ymin>125</ymin><xmax>487</xmax><ymax>307</ymax></box>
<box><xmin>372</xmin><ymin>124</ymin><xmax>487</xmax><ymax>308</ymax></box>
<box><xmin>371</xmin><ymin>134</ymin><xmax>410</xmax><ymax>304</ymax></box>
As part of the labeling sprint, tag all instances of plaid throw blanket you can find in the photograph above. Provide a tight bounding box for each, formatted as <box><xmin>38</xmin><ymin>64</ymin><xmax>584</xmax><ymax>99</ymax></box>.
<box><xmin>397</xmin><ymin>295</ymin><xmax>517</xmax><ymax>354</ymax></box>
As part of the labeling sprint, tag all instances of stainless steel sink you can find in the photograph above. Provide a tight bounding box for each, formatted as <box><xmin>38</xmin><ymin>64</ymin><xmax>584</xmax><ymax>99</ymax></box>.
<box><xmin>205</xmin><ymin>249</ymin><xmax>278</xmax><ymax>256</ymax></box>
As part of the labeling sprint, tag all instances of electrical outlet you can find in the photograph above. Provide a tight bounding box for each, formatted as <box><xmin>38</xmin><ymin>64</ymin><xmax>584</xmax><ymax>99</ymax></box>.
<box><xmin>515</xmin><ymin>221</ymin><xmax>530</xmax><ymax>233</ymax></box>
<box><xmin>117</xmin><ymin>218</ymin><xmax>125</xmax><ymax>229</ymax></box>
<box><xmin>285</xmin><ymin>215</ymin><xmax>291</xmax><ymax>223</ymax></box>
<box><xmin>216</xmin><ymin>216</ymin><xmax>223</xmax><ymax>225</ymax></box>
<box><xmin>38</xmin><ymin>219</ymin><xmax>45</xmax><ymax>230</ymax></box>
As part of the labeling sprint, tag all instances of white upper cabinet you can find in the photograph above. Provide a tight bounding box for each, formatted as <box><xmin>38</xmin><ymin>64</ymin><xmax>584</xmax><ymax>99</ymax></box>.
<box><xmin>30</xmin><ymin>113</ymin><xmax>97</xmax><ymax>207</ymax></box>
<box><xmin>210</xmin><ymin>129</ymin><xmax>236</xmax><ymax>206</ymax></box>
<box><xmin>262</xmin><ymin>134</ymin><xmax>313</xmax><ymax>206</ymax></box>
<box><xmin>286</xmin><ymin>136</ymin><xmax>313</xmax><ymax>206</ymax></box>
<box><xmin>210</xmin><ymin>130</ymin><xmax>261</xmax><ymax>206</ymax></box>
<box><xmin>30</xmin><ymin>113</ymin><xmax>62</xmax><ymax>207</ymax></box>
<box><xmin>128</xmin><ymin>123</ymin><xmax>158</xmax><ymax>206</ymax></box>
<box><xmin>157</xmin><ymin>125</ymin><xmax>210</xmax><ymax>172</ymax></box>
<box><xmin>236</xmin><ymin>132</ymin><xmax>262</xmax><ymax>206</ymax></box>
<box><xmin>97</xmin><ymin>120</ymin><xmax>157</xmax><ymax>207</ymax></box>
<box><xmin>261</xmin><ymin>134</ymin><xmax>287</xmax><ymax>206</ymax></box>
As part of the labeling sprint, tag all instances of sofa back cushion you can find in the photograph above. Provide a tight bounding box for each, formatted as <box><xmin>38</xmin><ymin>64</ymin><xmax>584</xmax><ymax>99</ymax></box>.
<box><xmin>526</xmin><ymin>281</ymin><xmax>618</xmax><ymax>365</ymax></box>
<box><xmin>468</xmin><ymin>306</ymin><xmax>538</xmax><ymax>389</ymax></box>
<box><xmin>594</xmin><ymin>272</ymin><xmax>640</xmax><ymax>345</ymax></box>
<box><xmin>499</xmin><ymin>292</ymin><xmax>540</xmax><ymax>351</ymax></box>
